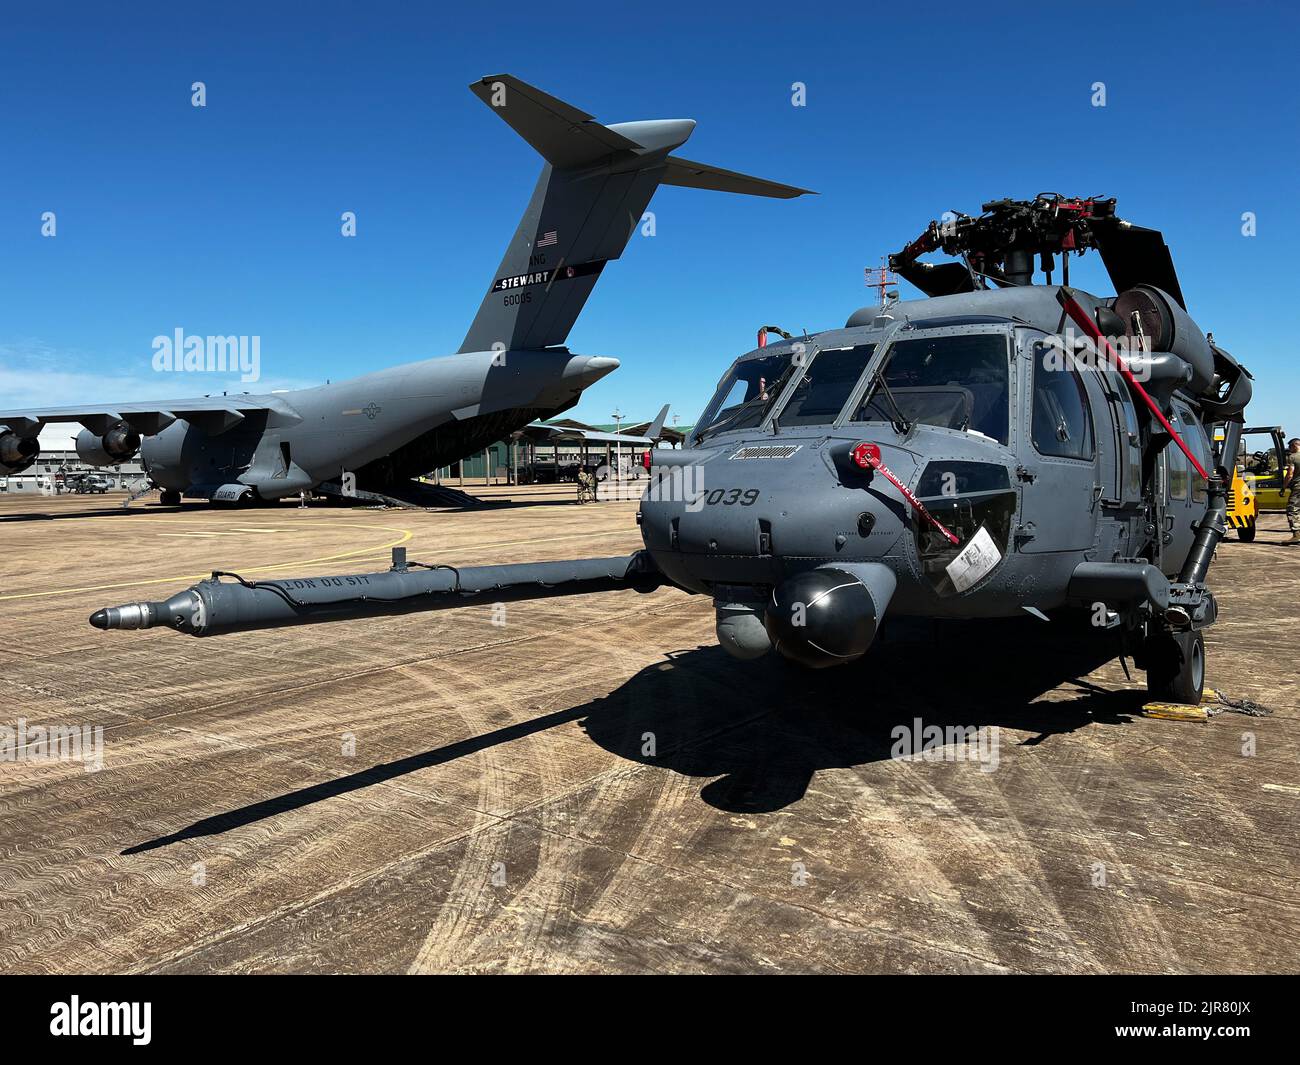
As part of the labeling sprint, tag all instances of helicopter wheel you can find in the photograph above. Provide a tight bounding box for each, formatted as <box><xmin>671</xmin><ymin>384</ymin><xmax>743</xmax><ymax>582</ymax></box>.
<box><xmin>1237</xmin><ymin>520</ymin><xmax>1257</xmax><ymax>543</ymax></box>
<box><xmin>159</xmin><ymin>489</ymin><xmax>181</xmax><ymax>506</ymax></box>
<box><xmin>1144</xmin><ymin>628</ymin><xmax>1205</xmax><ymax>705</ymax></box>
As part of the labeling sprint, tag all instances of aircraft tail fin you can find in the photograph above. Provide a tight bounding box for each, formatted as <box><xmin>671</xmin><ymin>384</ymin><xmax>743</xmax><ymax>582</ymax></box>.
<box><xmin>646</xmin><ymin>404</ymin><xmax>670</xmax><ymax>441</ymax></box>
<box><xmin>458</xmin><ymin>75</ymin><xmax>812</xmax><ymax>355</ymax></box>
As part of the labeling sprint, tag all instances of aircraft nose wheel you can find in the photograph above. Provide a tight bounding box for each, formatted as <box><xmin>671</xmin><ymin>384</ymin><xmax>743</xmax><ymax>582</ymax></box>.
<box><xmin>159</xmin><ymin>489</ymin><xmax>181</xmax><ymax>506</ymax></box>
<box><xmin>1144</xmin><ymin>628</ymin><xmax>1205</xmax><ymax>705</ymax></box>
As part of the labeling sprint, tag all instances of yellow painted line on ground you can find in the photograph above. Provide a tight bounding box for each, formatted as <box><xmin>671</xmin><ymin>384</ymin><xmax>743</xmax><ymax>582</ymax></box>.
<box><xmin>0</xmin><ymin>522</ymin><xmax>414</xmax><ymax>602</ymax></box>
<box><xmin>156</xmin><ymin>532</ymin><xmax>245</xmax><ymax>538</ymax></box>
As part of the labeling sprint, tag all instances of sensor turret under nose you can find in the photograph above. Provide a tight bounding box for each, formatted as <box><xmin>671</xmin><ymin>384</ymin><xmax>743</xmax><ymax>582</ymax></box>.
<box><xmin>765</xmin><ymin>562</ymin><xmax>897</xmax><ymax>668</ymax></box>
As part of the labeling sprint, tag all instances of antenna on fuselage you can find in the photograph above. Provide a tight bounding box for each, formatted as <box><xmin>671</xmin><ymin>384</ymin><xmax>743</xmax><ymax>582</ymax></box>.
<box><xmin>863</xmin><ymin>257</ymin><xmax>898</xmax><ymax>305</ymax></box>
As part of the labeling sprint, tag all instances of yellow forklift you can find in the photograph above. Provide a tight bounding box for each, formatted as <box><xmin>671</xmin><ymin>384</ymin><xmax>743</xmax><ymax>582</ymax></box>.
<box><xmin>1218</xmin><ymin>425</ymin><xmax>1288</xmax><ymax>542</ymax></box>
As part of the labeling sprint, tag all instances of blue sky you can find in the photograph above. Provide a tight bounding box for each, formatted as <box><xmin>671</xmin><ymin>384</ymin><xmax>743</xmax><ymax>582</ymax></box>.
<box><xmin>1</xmin><ymin>1</ymin><xmax>1297</xmax><ymax>432</ymax></box>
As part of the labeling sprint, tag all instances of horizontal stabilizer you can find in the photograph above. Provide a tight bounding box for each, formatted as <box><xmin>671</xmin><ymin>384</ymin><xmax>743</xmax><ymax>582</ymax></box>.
<box><xmin>470</xmin><ymin>74</ymin><xmax>644</xmax><ymax>170</ymax></box>
<box><xmin>662</xmin><ymin>156</ymin><xmax>814</xmax><ymax>199</ymax></box>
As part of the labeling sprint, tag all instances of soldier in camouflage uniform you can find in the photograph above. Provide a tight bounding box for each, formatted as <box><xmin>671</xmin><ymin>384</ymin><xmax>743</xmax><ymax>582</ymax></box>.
<box><xmin>1285</xmin><ymin>438</ymin><xmax>1300</xmax><ymax>544</ymax></box>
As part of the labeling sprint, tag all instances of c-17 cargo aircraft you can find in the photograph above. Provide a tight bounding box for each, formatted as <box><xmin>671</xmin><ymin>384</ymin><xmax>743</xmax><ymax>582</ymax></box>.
<box><xmin>0</xmin><ymin>75</ymin><xmax>810</xmax><ymax>506</ymax></box>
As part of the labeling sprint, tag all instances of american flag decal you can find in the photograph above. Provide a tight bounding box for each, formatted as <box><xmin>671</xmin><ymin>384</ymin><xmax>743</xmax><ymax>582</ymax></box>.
<box><xmin>536</xmin><ymin>230</ymin><xmax>558</xmax><ymax>247</ymax></box>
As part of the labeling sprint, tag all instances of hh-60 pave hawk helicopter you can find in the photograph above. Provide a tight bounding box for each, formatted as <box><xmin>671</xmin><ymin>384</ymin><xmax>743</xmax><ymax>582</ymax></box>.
<box><xmin>92</xmin><ymin>195</ymin><xmax>1252</xmax><ymax>704</ymax></box>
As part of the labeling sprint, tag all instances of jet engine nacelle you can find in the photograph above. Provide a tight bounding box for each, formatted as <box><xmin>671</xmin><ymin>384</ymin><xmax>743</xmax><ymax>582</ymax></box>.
<box><xmin>76</xmin><ymin>424</ymin><xmax>141</xmax><ymax>467</ymax></box>
<box><xmin>0</xmin><ymin>429</ymin><xmax>40</xmax><ymax>474</ymax></box>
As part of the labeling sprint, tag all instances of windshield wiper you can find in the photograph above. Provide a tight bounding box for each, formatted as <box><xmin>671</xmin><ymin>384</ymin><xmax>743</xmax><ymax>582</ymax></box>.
<box><xmin>866</xmin><ymin>373</ymin><xmax>912</xmax><ymax>435</ymax></box>
<box><xmin>854</xmin><ymin>322</ymin><xmax>912</xmax><ymax>437</ymax></box>
<box><xmin>763</xmin><ymin>363</ymin><xmax>805</xmax><ymax>436</ymax></box>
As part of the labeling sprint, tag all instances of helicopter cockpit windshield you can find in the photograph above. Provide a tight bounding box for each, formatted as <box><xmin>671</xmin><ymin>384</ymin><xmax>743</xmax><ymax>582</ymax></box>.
<box><xmin>693</xmin><ymin>331</ymin><xmax>1010</xmax><ymax>444</ymax></box>
<box><xmin>770</xmin><ymin>344</ymin><xmax>877</xmax><ymax>427</ymax></box>
<box><xmin>854</xmin><ymin>333</ymin><xmax>1010</xmax><ymax>443</ymax></box>
<box><xmin>694</xmin><ymin>343</ymin><xmax>881</xmax><ymax>441</ymax></box>
<box><xmin>693</xmin><ymin>351</ymin><xmax>800</xmax><ymax>441</ymax></box>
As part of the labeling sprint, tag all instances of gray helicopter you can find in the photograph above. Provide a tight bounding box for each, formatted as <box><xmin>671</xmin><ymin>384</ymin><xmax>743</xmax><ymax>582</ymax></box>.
<box><xmin>90</xmin><ymin>196</ymin><xmax>1252</xmax><ymax>703</ymax></box>
<box><xmin>0</xmin><ymin>75</ymin><xmax>808</xmax><ymax>507</ymax></box>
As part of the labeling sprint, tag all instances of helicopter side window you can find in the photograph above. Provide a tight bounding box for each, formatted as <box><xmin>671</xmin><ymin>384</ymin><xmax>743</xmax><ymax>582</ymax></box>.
<box><xmin>1167</xmin><ymin>441</ymin><xmax>1190</xmax><ymax>501</ymax></box>
<box><xmin>1117</xmin><ymin>385</ymin><xmax>1142</xmax><ymax>496</ymax></box>
<box><xmin>694</xmin><ymin>352</ymin><xmax>795</xmax><ymax>441</ymax></box>
<box><xmin>774</xmin><ymin>344</ymin><xmax>876</xmax><ymax>427</ymax></box>
<box><xmin>1031</xmin><ymin>352</ymin><xmax>1093</xmax><ymax>460</ymax></box>
<box><xmin>852</xmin><ymin>334</ymin><xmax>1009</xmax><ymax>443</ymax></box>
<box><xmin>1164</xmin><ymin>408</ymin><xmax>1199</xmax><ymax>502</ymax></box>
<box><xmin>1173</xmin><ymin>405</ymin><xmax>1211</xmax><ymax>502</ymax></box>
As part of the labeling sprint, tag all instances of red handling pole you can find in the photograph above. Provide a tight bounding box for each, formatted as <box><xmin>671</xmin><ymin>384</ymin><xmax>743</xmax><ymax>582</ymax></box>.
<box><xmin>1055</xmin><ymin>288</ymin><xmax>1209</xmax><ymax>481</ymax></box>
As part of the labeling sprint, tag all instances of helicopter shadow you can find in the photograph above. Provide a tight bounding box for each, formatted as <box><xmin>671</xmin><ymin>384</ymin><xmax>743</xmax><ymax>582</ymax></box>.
<box><xmin>122</xmin><ymin>615</ymin><xmax>1146</xmax><ymax>853</ymax></box>
<box><xmin>579</xmin><ymin>616</ymin><xmax>1143</xmax><ymax>812</ymax></box>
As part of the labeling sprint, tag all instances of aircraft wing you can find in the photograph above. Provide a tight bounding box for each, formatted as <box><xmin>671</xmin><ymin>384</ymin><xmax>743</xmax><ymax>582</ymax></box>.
<box><xmin>514</xmin><ymin>424</ymin><xmax>655</xmax><ymax>446</ymax></box>
<box><xmin>0</xmin><ymin>395</ymin><xmax>301</xmax><ymax>437</ymax></box>
<box><xmin>516</xmin><ymin>405</ymin><xmax>670</xmax><ymax>447</ymax></box>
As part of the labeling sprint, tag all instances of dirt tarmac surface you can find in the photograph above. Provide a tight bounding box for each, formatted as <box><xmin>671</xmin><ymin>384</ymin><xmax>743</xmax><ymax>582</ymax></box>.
<box><xmin>0</xmin><ymin>488</ymin><xmax>1295</xmax><ymax>973</ymax></box>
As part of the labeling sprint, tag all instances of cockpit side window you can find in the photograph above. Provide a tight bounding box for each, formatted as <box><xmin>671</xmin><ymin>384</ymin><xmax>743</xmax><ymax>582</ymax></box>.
<box><xmin>1031</xmin><ymin>349</ymin><xmax>1094</xmax><ymax>460</ymax></box>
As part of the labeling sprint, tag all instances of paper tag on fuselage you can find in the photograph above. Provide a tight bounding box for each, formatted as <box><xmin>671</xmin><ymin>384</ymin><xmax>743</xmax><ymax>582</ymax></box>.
<box><xmin>945</xmin><ymin>525</ymin><xmax>1001</xmax><ymax>593</ymax></box>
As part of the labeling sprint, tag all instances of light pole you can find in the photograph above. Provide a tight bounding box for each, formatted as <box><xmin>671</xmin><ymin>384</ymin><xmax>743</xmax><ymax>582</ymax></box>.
<box><xmin>611</xmin><ymin>408</ymin><xmax>623</xmax><ymax>477</ymax></box>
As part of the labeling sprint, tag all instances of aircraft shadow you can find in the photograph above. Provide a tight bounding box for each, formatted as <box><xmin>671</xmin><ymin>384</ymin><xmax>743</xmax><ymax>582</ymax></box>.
<box><xmin>0</xmin><ymin>505</ymin><xmax>183</xmax><ymax>523</ymax></box>
<box><xmin>123</xmin><ymin>616</ymin><xmax>1145</xmax><ymax>853</ymax></box>
<box><xmin>0</xmin><ymin>498</ymin><xmax>589</xmax><ymax>523</ymax></box>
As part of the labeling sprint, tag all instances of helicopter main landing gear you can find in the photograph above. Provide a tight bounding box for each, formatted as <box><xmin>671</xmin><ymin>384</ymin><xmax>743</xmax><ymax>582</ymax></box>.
<box><xmin>158</xmin><ymin>489</ymin><xmax>181</xmax><ymax>506</ymax></box>
<box><xmin>1142</xmin><ymin>628</ymin><xmax>1206</xmax><ymax>705</ymax></box>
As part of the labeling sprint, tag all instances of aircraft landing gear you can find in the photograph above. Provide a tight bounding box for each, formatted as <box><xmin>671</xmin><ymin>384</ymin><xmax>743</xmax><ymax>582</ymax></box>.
<box><xmin>1143</xmin><ymin>628</ymin><xmax>1205</xmax><ymax>705</ymax></box>
<box><xmin>159</xmin><ymin>489</ymin><xmax>181</xmax><ymax>506</ymax></box>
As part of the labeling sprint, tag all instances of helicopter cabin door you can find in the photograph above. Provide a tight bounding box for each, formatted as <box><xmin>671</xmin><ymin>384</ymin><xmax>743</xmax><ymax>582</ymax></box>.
<box><xmin>1016</xmin><ymin>337</ymin><xmax>1099</xmax><ymax>553</ymax></box>
<box><xmin>1088</xmin><ymin>369</ymin><xmax>1144</xmax><ymax>506</ymax></box>
<box><xmin>1109</xmin><ymin>375</ymin><xmax>1144</xmax><ymax>506</ymax></box>
<box><xmin>1159</xmin><ymin>402</ymin><xmax>1211</xmax><ymax>574</ymax></box>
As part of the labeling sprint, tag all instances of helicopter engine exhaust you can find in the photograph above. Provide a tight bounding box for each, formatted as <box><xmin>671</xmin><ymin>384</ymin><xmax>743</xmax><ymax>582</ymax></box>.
<box><xmin>764</xmin><ymin>563</ymin><xmax>897</xmax><ymax>669</ymax></box>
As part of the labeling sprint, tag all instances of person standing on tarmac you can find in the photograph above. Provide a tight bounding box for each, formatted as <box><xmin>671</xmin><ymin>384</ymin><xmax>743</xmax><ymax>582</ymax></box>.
<box><xmin>1285</xmin><ymin>437</ymin><xmax>1300</xmax><ymax>545</ymax></box>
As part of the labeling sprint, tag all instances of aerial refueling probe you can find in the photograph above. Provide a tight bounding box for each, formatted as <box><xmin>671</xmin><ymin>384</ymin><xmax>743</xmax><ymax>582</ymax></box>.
<box><xmin>88</xmin><ymin>551</ymin><xmax>662</xmax><ymax>635</ymax></box>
